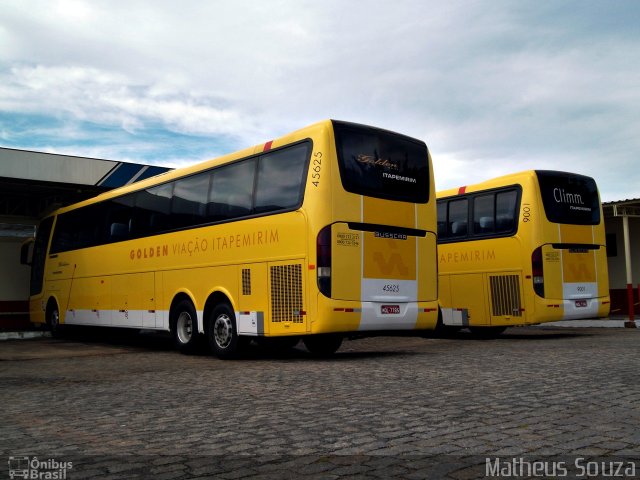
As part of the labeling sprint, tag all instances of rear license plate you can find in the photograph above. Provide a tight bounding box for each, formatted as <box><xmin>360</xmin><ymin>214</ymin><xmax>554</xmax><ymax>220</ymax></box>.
<box><xmin>381</xmin><ymin>305</ymin><xmax>400</xmax><ymax>315</ymax></box>
<box><xmin>575</xmin><ymin>300</ymin><xmax>587</xmax><ymax>308</ymax></box>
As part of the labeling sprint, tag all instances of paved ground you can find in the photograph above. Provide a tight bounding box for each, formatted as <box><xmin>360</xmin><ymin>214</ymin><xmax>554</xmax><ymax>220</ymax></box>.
<box><xmin>1</xmin><ymin>327</ymin><xmax>639</xmax><ymax>479</ymax></box>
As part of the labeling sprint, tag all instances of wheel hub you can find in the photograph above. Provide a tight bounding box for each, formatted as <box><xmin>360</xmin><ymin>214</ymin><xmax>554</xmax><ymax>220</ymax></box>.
<box><xmin>176</xmin><ymin>312</ymin><xmax>193</xmax><ymax>344</ymax></box>
<box><xmin>213</xmin><ymin>314</ymin><xmax>233</xmax><ymax>348</ymax></box>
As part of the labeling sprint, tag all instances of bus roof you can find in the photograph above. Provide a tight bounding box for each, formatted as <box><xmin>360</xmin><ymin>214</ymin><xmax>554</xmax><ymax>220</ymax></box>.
<box><xmin>49</xmin><ymin>119</ymin><xmax>334</xmax><ymax>217</ymax></box>
<box><xmin>436</xmin><ymin>170</ymin><xmax>595</xmax><ymax>199</ymax></box>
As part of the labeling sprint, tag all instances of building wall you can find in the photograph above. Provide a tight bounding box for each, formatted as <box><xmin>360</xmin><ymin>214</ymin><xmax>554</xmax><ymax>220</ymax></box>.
<box><xmin>0</xmin><ymin>237</ymin><xmax>32</xmax><ymax>328</ymax></box>
<box><xmin>605</xmin><ymin>216</ymin><xmax>640</xmax><ymax>315</ymax></box>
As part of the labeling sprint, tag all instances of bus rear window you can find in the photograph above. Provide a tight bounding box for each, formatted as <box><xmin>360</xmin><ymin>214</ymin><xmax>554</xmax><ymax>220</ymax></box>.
<box><xmin>333</xmin><ymin>121</ymin><xmax>429</xmax><ymax>203</ymax></box>
<box><xmin>536</xmin><ymin>171</ymin><xmax>600</xmax><ymax>225</ymax></box>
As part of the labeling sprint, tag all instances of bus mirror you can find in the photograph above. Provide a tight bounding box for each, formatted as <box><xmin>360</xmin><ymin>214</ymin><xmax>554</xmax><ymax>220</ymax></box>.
<box><xmin>20</xmin><ymin>238</ymin><xmax>35</xmax><ymax>266</ymax></box>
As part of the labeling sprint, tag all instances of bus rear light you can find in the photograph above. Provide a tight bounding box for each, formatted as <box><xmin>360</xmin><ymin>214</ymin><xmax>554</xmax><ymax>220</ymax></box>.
<box><xmin>317</xmin><ymin>225</ymin><xmax>332</xmax><ymax>297</ymax></box>
<box><xmin>531</xmin><ymin>246</ymin><xmax>545</xmax><ymax>297</ymax></box>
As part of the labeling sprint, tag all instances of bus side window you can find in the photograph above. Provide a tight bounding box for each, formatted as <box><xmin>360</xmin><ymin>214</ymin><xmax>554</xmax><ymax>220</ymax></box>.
<box><xmin>208</xmin><ymin>159</ymin><xmax>255</xmax><ymax>222</ymax></box>
<box><xmin>496</xmin><ymin>190</ymin><xmax>518</xmax><ymax>233</ymax></box>
<box><xmin>134</xmin><ymin>184</ymin><xmax>173</xmax><ymax>236</ymax></box>
<box><xmin>473</xmin><ymin>194</ymin><xmax>495</xmax><ymax>234</ymax></box>
<box><xmin>172</xmin><ymin>172</ymin><xmax>210</xmax><ymax>228</ymax></box>
<box><xmin>254</xmin><ymin>143</ymin><xmax>309</xmax><ymax>213</ymax></box>
<box><xmin>448</xmin><ymin>199</ymin><xmax>468</xmax><ymax>238</ymax></box>
<box><xmin>105</xmin><ymin>194</ymin><xmax>135</xmax><ymax>243</ymax></box>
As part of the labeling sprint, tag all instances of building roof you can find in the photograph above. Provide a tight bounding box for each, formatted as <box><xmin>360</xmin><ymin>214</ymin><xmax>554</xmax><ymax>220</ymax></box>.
<box><xmin>603</xmin><ymin>198</ymin><xmax>640</xmax><ymax>206</ymax></box>
<box><xmin>0</xmin><ymin>147</ymin><xmax>172</xmax><ymax>219</ymax></box>
<box><xmin>603</xmin><ymin>198</ymin><xmax>640</xmax><ymax>218</ymax></box>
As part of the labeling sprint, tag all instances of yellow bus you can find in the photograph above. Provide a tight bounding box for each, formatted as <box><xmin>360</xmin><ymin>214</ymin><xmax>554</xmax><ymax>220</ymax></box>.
<box><xmin>22</xmin><ymin>120</ymin><xmax>439</xmax><ymax>358</ymax></box>
<box><xmin>436</xmin><ymin>170</ymin><xmax>610</xmax><ymax>336</ymax></box>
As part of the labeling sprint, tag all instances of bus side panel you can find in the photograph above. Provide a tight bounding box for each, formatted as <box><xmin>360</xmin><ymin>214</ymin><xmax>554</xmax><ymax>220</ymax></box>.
<box><xmin>66</xmin><ymin>276</ymin><xmax>112</xmax><ymax>326</ymax></box>
<box><xmin>31</xmin><ymin>279</ymin><xmax>71</xmax><ymax>325</ymax></box>
<box><xmin>237</xmin><ymin>263</ymin><xmax>269</xmax><ymax>336</ymax></box>
<box><xmin>111</xmin><ymin>272</ymin><xmax>154</xmax><ymax>328</ymax></box>
<box><xmin>29</xmin><ymin>297</ymin><xmax>46</xmax><ymax>325</ymax></box>
<box><xmin>450</xmin><ymin>273</ymin><xmax>489</xmax><ymax>326</ymax></box>
<box><xmin>162</xmin><ymin>264</ymin><xmax>237</xmax><ymax>333</ymax></box>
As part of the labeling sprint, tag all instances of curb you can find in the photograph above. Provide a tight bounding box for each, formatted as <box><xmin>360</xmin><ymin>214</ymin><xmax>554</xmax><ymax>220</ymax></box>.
<box><xmin>0</xmin><ymin>331</ymin><xmax>52</xmax><ymax>341</ymax></box>
<box><xmin>534</xmin><ymin>319</ymin><xmax>632</xmax><ymax>328</ymax></box>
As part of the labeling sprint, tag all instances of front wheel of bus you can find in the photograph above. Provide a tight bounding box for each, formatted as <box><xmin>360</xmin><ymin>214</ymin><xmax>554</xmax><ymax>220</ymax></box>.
<box><xmin>208</xmin><ymin>303</ymin><xmax>243</xmax><ymax>360</ymax></box>
<box><xmin>171</xmin><ymin>300</ymin><xmax>202</xmax><ymax>354</ymax></box>
<box><xmin>303</xmin><ymin>334</ymin><xmax>343</xmax><ymax>357</ymax></box>
<box><xmin>47</xmin><ymin>301</ymin><xmax>63</xmax><ymax>338</ymax></box>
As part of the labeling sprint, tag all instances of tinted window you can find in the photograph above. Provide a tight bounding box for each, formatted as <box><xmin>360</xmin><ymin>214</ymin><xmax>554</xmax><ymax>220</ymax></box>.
<box><xmin>49</xmin><ymin>212</ymin><xmax>75</xmax><ymax>253</ymax></box>
<box><xmin>208</xmin><ymin>159</ymin><xmax>256</xmax><ymax>222</ymax></box>
<box><xmin>438</xmin><ymin>187</ymin><xmax>519</xmax><ymax>243</ymax></box>
<box><xmin>105</xmin><ymin>195</ymin><xmax>135</xmax><ymax>243</ymax></box>
<box><xmin>536</xmin><ymin>171</ymin><xmax>600</xmax><ymax>225</ymax></box>
<box><xmin>496</xmin><ymin>190</ymin><xmax>518</xmax><ymax>232</ymax></box>
<box><xmin>172</xmin><ymin>172</ymin><xmax>210</xmax><ymax>228</ymax></box>
<box><xmin>448</xmin><ymin>199</ymin><xmax>468</xmax><ymax>237</ymax></box>
<box><xmin>473</xmin><ymin>195</ymin><xmax>494</xmax><ymax>234</ymax></box>
<box><xmin>133</xmin><ymin>183</ymin><xmax>173</xmax><ymax>236</ymax></box>
<box><xmin>50</xmin><ymin>204</ymin><xmax>105</xmax><ymax>253</ymax></box>
<box><xmin>46</xmin><ymin>141</ymin><xmax>310</xmax><ymax>252</ymax></box>
<box><xmin>254</xmin><ymin>143</ymin><xmax>309</xmax><ymax>213</ymax></box>
<box><xmin>333</xmin><ymin>121</ymin><xmax>429</xmax><ymax>203</ymax></box>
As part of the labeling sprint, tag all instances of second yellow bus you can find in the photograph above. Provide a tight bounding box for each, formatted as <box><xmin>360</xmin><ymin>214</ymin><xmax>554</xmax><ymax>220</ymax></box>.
<box><xmin>436</xmin><ymin>170</ymin><xmax>610</xmax><ymax>335</ymax></box>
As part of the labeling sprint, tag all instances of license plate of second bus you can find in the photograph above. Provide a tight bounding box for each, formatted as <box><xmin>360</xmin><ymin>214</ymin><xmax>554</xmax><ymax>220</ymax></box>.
<box><xmin>575</xmin><ymin>300</ymin><xmax>588</xmax><ymax>308</ymax></box>
<box><xmin>381</xmin><ymin>305</ymin><xmax>401</xmax><ymax>315</ymax></box>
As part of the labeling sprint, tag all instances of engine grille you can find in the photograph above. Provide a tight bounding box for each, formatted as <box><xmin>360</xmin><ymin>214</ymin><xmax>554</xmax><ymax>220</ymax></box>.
<box><xmin>242</xmin><ymin>268</ymin><xmax>251</xmax><ymax>296</ymax></box>
<box><xmin>489</xmin><ymin>274</ymin><xmax>522</xmax><ymax>317</ymax></box>
<box><xmin>270</xmin><ymin>264</ymin><xmax>303</xmax><ymax>323</ymax></box>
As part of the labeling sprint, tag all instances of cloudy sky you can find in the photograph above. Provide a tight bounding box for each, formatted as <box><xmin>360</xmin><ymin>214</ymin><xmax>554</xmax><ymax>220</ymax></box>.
<box><xmin>1</xmin><ymin>0</ymin><xmax>638</xmax><ymax>201</ymax></box>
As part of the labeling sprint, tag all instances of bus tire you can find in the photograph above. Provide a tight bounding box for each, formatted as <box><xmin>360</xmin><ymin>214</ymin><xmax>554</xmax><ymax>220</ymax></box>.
<box><xmin>46</xmin><ymin>300</ymin><xmax>63</xmax><ymax>338</ymax></box>
<box><xmin>303</xmin><ymin>334</ymin><xmax>343</xmax><ymax>357</ymax></box>
<box><xmin>208</xmin><ymin>303</ymin><xmax>243</xmax><ymax>359</ymax></box>
<box><xmin>469</xmin><ymin>326</ymin><xmax>507</xmax><ymax>338</ymax></box>
<box><xmin>171</xmin><ymin>299</ymin><xmax>201</xmax><ymax>354</ymax></box>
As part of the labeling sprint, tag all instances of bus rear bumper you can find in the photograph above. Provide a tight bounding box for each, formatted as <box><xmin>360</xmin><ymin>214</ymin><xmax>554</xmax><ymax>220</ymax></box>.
<box><xmin>536</xmin><ymin>296</ymin><xmax>611</xmax><ymax>322</ymax></box>
<box><xmin>315</xmin><ymin>296</ymin><xmax>438</xmax><ymax>334</ymax></box>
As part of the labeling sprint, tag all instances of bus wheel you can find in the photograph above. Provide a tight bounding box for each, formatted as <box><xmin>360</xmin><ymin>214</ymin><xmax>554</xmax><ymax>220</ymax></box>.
<box><xmin>208</xmin><ymin>303</ymin><xmax>243</xmax><ymax>359</ymax></box>
<box><xmin>303</xmin><ymin>334</ymin><xmax>343</xmax><ymax>357</ymax></box>
<box><xmin>171</xmin><ymin>300</ymin><xmax>201</xmax><ymax>354</ymax></box>
<box><xmin>469</xmin><ymin>326</ymin><xmax>507</xmax><ymax>338</ymax></box>
<box><xmin>46</xmin><ymin>301</ymin><xmax>63</xmax><ymax>338</ymax></box>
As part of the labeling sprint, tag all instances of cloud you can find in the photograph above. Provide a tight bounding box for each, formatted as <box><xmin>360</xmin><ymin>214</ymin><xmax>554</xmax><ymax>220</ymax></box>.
<box><xmin>0</xmin><ymin>0</ymin><xmax>639</xmax><ymax>201</ymax></box>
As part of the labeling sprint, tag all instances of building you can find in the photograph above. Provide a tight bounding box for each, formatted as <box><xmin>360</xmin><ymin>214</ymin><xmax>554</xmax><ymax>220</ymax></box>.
<box><xmin>603</xmin><ymin>198</ymin><xmax>640</xmax><ymax>323</ymax></box>
<box><xmin>0</xmin><ymin>147</ymin><xmax>171</xmax><ymax>330</ymax></box>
